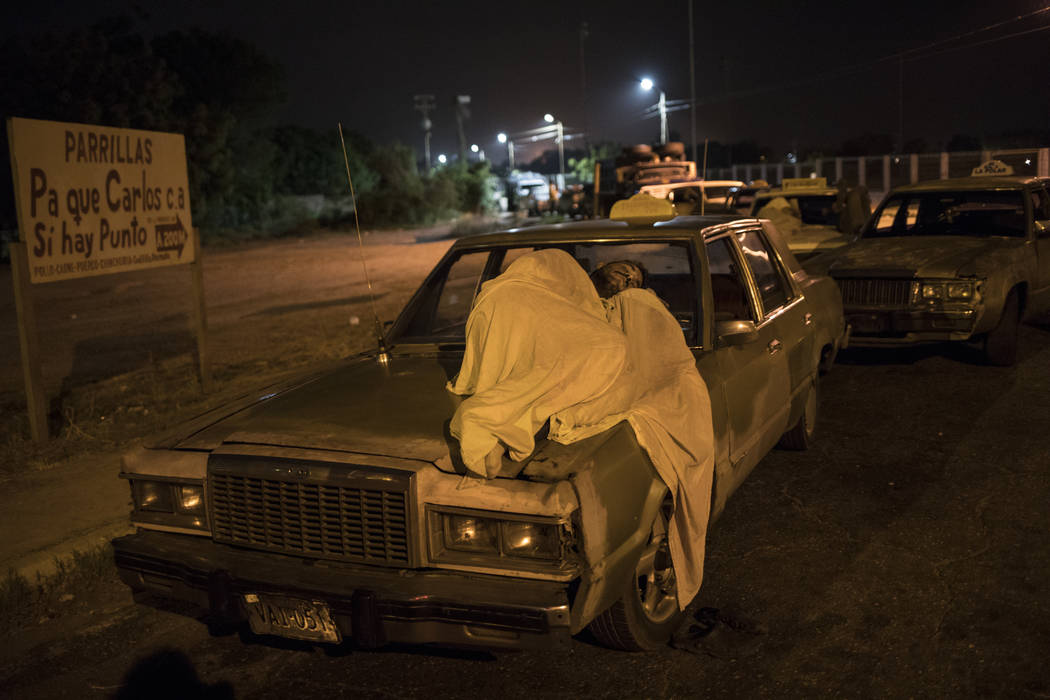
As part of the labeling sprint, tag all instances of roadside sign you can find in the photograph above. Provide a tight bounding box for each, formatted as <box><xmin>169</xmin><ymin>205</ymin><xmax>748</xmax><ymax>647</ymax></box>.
<box><xmin>8</xmin><ymin>117</ymin><xmax>195</xmax><ymax>284</ymax></box>
<box><xmin>6</xmin><ymin>117</ymin><xmax>210</xmax><ymax>442</ymax></box>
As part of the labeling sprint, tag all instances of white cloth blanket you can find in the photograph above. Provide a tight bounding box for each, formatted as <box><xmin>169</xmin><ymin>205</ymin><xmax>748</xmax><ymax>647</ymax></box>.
<box><xmin>448</xmin><ymin>249</ymin><xmax>715</xmax><ymax>607</ymax></box>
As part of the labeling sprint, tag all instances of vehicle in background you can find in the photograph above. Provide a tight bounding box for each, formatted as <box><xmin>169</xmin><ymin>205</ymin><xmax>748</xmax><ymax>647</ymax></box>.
<box><xmin>594</xmin><ymin>142</ymin><xmax>696</xmax><ymax>217</ymax></box>
<box><xmin>727</xmin><ymin>180</ymin><xmax>771</xmax><ymax>214</ymax></box>
<box><xmin>112</xmin><ymin>196</ymin><xmax>846</xmax><ymax>653</ymax></box>
<box><xmin>749</xmin><ymin>177</ymin><xmax>869</xmax><ymax>260</ymax></box>
<box><xmin>638</xmin><ymin>179</ymin><xmax>747</xmax><ymax>215</ymax></box>
<box><xmin>821</xmin><ymin>161</ymin><xmax>1050</xmax><ymax>365</ymax></box>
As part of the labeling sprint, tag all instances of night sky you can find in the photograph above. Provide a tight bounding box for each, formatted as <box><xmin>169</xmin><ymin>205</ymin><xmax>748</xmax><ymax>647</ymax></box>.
<box><xmin>7</xmin><ymin>0</ymin><xmax>1050</xmax><ymax>165</ymax></box>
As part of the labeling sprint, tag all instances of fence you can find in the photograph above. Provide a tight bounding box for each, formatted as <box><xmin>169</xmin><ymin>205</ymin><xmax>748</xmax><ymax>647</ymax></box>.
<box><xmin>707</xmin><ymin>148</ymin><xmax>1050</xmax><ymax>197</ymax></box>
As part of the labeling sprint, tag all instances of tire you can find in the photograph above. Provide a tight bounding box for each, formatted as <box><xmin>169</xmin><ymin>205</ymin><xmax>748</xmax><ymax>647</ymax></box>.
<box><xmin>778</xmin><ymin>374</ymin><xmax>818</xmax><ymax>450</ymax></box>
<box><xmin>983</xmin><ymin>289</ymin><xmax>1020</xmax><ymax>366</ymax></box>
<box><xmin>588</xmin><ymin>506</ymin><xmax>683</xmax><ymax>651</ymax></box>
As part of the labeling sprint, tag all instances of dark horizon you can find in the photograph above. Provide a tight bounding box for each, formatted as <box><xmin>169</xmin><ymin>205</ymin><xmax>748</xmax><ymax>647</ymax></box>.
<box><xmin>6</xmin><ymin>0</ymin><xmax>1050</xmax><ymax>165</ymax></box>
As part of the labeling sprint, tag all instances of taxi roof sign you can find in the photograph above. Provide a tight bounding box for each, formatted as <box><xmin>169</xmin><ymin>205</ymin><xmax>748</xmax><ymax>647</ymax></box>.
<box><xmin>782</xmin><ymin>177</ymin><xmax>827</xmax><ymax>190</ymax></box>
<box><xmin>971</xmin><ymin>159</ymin><xmax>1014</xmax><ymax>176</ymax></box>
<box><xmin>610</xmin><ymin>192</ymin><xmax>676</xmax><ymax>225</ymax></box>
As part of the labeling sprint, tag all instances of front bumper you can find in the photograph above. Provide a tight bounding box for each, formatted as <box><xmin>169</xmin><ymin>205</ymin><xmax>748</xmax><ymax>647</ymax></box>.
<box><xmin>844</xmin><ymin>307</ymin><xmax>978</xmax><ymax>346</ymax></box>
<box><xmin>113</xmin><ymin>530</ymin><xmax>572</xmax><ymax>650</ymax></box>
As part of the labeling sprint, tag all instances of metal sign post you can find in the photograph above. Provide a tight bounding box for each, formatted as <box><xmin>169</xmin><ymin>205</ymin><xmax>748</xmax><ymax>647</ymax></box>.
<box><xmin>9</xmin><ymin>241</ymin><xmax>48</xmax><ymax>442</ymax></box>
<box><xmin>190</xmin><ymin>227</ymin><xmax>212</xmax><ymax>392</ymax></box>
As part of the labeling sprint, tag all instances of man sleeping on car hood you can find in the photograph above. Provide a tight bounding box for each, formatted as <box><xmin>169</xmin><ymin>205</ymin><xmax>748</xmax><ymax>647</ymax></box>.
<box><xmin>447</xmin><ymin>248</ymin><xmax>715</xmax><ymax>607</ymax></box>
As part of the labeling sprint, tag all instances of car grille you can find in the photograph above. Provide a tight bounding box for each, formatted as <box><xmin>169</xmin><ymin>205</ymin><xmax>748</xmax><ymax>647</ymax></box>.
<box><xmin>209</xmin><ymin>470</ymin><xmax>411</xmax><ymax>565</ymax></box>
<box><xmin>836</xmin><ymin>278</ymin><xmax>914</xmax><ymax>307</ymax></box>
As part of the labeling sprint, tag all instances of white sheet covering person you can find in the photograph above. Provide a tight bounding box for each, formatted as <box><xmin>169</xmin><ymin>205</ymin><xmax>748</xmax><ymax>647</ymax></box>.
<box><xmin>448</xmin><ymin>249</ymin><xmax>715</xmax><ymax>607</ymax></box>
<box><xmin>552</xmin><ymin>287</ymin><xmax>714</xmax><ymax>606</ymax></box>
<box><xmin>447</xmin><ymin>249</ymin><xmax>628</xmax><ymax>477</ymax></box>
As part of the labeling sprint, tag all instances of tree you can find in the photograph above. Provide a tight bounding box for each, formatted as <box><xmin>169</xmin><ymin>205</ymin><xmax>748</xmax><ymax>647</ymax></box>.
<box><xmin>0</xmin><ymin>17</ymin><xmax>179</xmax><ymax>229</ymax></box>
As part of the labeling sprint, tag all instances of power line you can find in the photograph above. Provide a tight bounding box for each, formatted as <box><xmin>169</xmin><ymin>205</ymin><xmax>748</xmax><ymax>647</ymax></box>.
<box><xmin>591</xmin><ymin>6</ymin><xmax>1050</xmax><ymax>135</ymax></box>
<box><xmin>697</xmin><ymin>10</ymin><xmax>1050</xmax><ymax>108</ymax></box>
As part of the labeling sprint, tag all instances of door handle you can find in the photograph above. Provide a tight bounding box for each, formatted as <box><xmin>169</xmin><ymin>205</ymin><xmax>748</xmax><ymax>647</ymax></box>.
<box><xmin>804</xmin><ymin>312</ymin><xmax>813</xmax><ymax>326</ymax></box>
<box><xmin>767</xmin><ymin>339</ymin><xmax>783</xmax><ymax>355</ymax></box>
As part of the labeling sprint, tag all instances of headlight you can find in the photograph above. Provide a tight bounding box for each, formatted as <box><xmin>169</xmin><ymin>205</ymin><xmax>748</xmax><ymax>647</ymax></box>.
<box><xmin>946</xmin><ymin>282</ymin><xmax>974</xmax><ymax>300</ymax></box>
<box><xmin>134</xmin><ymin>481</ymin><xmax>174</xmax><ymax>513</ymax></box>
<box><xmin>444</xmin><ymin>514</ymin><xmax>498</xmax><ymax>553</ymax></box>
<box><xmin>176</xmin><ymin>484</ymin><xmax>205</xmax><ymax>515</ymax></box>
<box><xmin>921</xmin><ymin>283</ymin><xmax>944</xmax><ymax>300</ymax></box>
<box><xmin>921</xmin><ymin>281</ymin><xmax>976</xmax><ymax>302</ymax></box>
<box><xmin>128</xmin><ymin>479</ymin><xmax>208</xmax><ymax>532</ymax></box>
<box><xmin>428</xmin><ymin>508</ymin><xmax>569</xmax><ymax>567</ymax></box>
<box><xmin>502</xmin><ymin>521</ymin><xmax>560</xmax><ymax>559</ymax></box>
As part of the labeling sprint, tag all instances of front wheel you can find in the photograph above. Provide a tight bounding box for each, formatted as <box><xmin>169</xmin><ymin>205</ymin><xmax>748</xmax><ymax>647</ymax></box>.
<box><xmin>588</xmin><ymin>507</ymin><xmax>683</xmax><ymax>650</ymax></box>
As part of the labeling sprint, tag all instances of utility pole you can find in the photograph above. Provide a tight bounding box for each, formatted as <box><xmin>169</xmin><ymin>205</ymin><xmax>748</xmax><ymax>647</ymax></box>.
<box><xmin>688</xmin><ymin>0</ymin><xmax>697</xmax><ymax>163</ymax></box>
<box><xmin>413</xmin><ymin>94</ymin><xmax>435</xmax><ymax>171</ymax></box>
<box><xmin>658</xmin><ymin>90</ymin><xmax>667</xmax><ymax>145</ymax></box>
<box><xmin>897</xmin><ymin>55</ymin><xmax>904</xmax><ymax>154</ymax></box>
<box><xmin>579</xmin><ymin>21</ymin><xmax>590</xmax><ymax>150</ymax></box>
<box><xmin>557</xmin><ymin>120</ymin><xmax>565</xmax><ymax>186</ymax></box>
<box><xmin>454</xmin><ymin>95</ymin><xmax>471</xmax><ymax>163</ymax></box>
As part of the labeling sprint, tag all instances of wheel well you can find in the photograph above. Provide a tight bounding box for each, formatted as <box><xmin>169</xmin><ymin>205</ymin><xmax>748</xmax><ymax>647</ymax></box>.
<box><xmin>818</xmin><ymin>341</ymin><xmax>834</xmax><ymax>374</ymax></box>
<box><xmin>1012</xmin><ymin>282</ymin><xmax>1027</xmax><ymax>316</ymax></box>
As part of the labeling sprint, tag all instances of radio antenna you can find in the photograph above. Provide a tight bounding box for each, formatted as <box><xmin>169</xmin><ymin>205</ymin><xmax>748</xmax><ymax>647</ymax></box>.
<box><xmin>339</xmin><ymin>123</ymin><xmax>390</xmax><ymax>366</ymax></box>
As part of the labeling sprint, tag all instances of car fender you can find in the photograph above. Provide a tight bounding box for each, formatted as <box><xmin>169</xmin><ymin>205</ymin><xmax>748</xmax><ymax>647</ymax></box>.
<box><xmin>566</xmin><ymin>422</ymin><xmax>667</xmax><ymax>632</ymax></box>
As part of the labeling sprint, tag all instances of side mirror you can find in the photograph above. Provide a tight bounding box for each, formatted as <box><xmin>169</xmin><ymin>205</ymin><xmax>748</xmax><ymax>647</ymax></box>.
<box><xmin>716</xmin><ymin>319</ymin><xmax>759</xmax><ymax>346</ymax></box>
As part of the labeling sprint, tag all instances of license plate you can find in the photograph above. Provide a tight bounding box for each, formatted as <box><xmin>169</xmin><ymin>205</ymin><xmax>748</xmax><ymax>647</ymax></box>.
<box><xmin>848</xmin><ymin>313</ymin><xmax>887</xmax><ymax>334</ymax></box>
<box><xmin>242</xmin><ymin>593</ymin><xmax>341</xmax><ymax>643</ymax></box>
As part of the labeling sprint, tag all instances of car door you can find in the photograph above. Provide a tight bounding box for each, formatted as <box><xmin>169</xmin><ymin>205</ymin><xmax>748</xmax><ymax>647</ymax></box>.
<box><xmin>705</xmin><ymin>232</ymin><xmax>790</xmax><ymax>472</ymax></box>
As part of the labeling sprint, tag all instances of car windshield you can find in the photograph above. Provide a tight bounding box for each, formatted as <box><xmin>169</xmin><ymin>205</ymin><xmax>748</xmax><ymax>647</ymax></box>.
<box><xmin>865</xmin><ymin>189</ymin><xmax>1027</xmax><ymax>238</ymax></box>
<box><xmin>754</xmin><ymin>194</ymin><xmax>838</xmax><ymax>225</ymax></box>
<box><xmin>393</xmin><ymin>240</ymin><xmax>698</xmax><ymax>345</ymax></box>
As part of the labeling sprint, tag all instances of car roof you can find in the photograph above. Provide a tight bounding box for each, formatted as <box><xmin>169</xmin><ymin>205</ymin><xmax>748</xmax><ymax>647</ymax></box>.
<box><xmin>449</xmin><ymin>215</ymin><xmax>750</xmax><ymax>249</ymax></box>
<box><xmin>892</xmin><ymin>175</ymin><xmax>1038</xmax><ymax>193</ymax></box>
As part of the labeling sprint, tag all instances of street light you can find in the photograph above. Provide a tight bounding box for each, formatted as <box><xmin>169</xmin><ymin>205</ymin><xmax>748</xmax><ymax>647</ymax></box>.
<box><xmin>437</xmin><ymin>154</ymin><xmax>447</xmax><ymax>164</ymax></box>
<box><xmin>543</xmin><ymin>114</ymin><xmax>565</xmax><ymax>186</ymax></box>
<box><xmin>639</xmin><ymin>77</ymin><xmax>668</xmax><ymax>145</ymax></box>
<box><xmin>497</xmin><ymin>132</ymin><xmax>515</xmax><ymax>170</ymax></box>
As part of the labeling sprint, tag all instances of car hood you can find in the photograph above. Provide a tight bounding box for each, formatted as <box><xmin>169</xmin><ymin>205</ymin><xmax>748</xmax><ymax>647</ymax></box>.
<box><xmin>827</xmin><ymin>236</ymin><xmax>1022</xmax><ymax>278</ymax></box>
<box><xmin>151</xmin><ymin>353</ymin><xmax>465</xmax><ymax>463</ymax></box>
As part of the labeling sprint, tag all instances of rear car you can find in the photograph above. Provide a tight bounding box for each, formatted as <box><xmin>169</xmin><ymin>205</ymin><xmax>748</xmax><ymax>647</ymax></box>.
<box><xmin>750</xmin><ymin>178</ymin><xmax>865</xmax><ymax>260</ymax></box>
<box><xmin>822</xmin><ymin>165</ymin><xmax>1050</xmax><ymax>365</ymax></box>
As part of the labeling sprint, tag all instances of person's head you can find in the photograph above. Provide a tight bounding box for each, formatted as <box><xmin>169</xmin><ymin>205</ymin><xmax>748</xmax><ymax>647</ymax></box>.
<box><xmin>590</xmin><ymin>260</ymin><xmax>646</xmax><ymax>298</ymax></box>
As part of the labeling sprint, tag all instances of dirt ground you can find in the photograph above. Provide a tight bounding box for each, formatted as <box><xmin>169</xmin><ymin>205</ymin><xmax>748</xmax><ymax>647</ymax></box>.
<box><xmin>0</xmin><ymin>226</ymin><xmax>455</xmax><ymax>475</ymax></box>
<box><xmin>2</xmin><ymin>228</ymin><xmax>1050</xmax><ymax>697</ymax></box>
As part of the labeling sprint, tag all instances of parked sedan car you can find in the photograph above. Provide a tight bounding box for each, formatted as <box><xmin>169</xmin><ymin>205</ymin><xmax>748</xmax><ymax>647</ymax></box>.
<box><xmin>112</xmin><ymin>197</ymin><xmax>847</xmax><ymax>652</ymax></box>
<box><xmin>750</xmin><ymin>178</ymin><xmax>867</xmax><ymax>260</ymax></box>
<box><xmin>822</xmin><ymin>166</ymin><xmax>1050</xmax><ymax>365</ymax></box>
<box><xmin>638</xmin><ymin>179</ymin><xmax>745</xmax><ymax>215</ymax></box>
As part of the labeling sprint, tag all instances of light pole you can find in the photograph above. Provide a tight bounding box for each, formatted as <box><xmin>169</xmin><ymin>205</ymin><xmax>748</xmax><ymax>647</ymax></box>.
<box><xmin>544</xmin><ymin>113</ymin><xmax>565</xmax><ymax>186</ymax></box>
<box><xmin>498</xmin><ymin>132</ymin><xmax>515</xmax><ymax>170</ymax></box>
<box><xmin>640</xmin><ymin>78</ymin><xmax>667</xmax><ymax>145</ymax></box>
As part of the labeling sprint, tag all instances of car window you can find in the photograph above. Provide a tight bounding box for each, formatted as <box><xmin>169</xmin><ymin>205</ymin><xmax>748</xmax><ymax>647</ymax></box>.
<box><xmin>736</xmin><ymin>228</ymin><xmax>792</xmax><ymax>317</ymax></box>
<box><xmin>706</xmin><ymin>236</ymin><xmax>756</xmax><ymax>323</ymax></box>
<box><xmin>670</xmin><ymin>186</ymin><xmax>701</xmax><ymax>204</ymax></box>
<box><xmin>576</xmin><ymin>242</ymin><xmax>700</xmax><ymax>344</ymax></box>
<box><xmin>397</xmin><ymin>241</ymin><xmax>699</xmax><ymax>344</ymax></box>
<box><xmin>413</xmin><ymin>250</ymin><xmax>490</xmax><ymax>337</ymax></box>
<box><xmin>792</xmin><ymin>195</ymin><xmax>839</xmax><ymax>226</ymax></box>
<box><xmin>865</xmin><ymin>190</ymin><xmax>1027</xmax><ymax>238</ymax></box>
